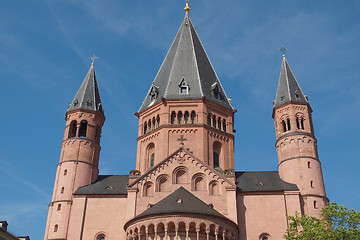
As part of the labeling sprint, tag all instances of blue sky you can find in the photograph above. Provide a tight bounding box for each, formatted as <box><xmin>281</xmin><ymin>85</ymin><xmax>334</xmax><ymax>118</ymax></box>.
<box><xmin>0</xmin><ymin>0</ymin><xmax>359</xmax><ymax>239</ymax></box>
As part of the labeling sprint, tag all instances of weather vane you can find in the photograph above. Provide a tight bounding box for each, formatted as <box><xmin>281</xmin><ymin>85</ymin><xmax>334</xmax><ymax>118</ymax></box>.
<box><xmin>90</xmin><ymin>54</ymin><xmax>98</xmax><ymax>65</ymax></box>
<box><xmin>279</xmin><ymin>45</ymin><xmax>287</xmax><ymax>57</ymax></box>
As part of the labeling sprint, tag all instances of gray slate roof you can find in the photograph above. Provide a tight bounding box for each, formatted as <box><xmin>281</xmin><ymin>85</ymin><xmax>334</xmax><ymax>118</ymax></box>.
<box><xmin>138</xmin><ymin>12</ymin><xmax>233</xmax><ymax>113</ymax></box>
<box><xmin>273</xmin><ymin>56</ymin><xmax>308</xmax><ymax>108</ymax></box>
<box><xmin>67</xmin><ymin>64</ymin><xmax>104</xmax><ymax>116</ymax></box>
<box><xmin>134</xmin><ymin>187</ymin><xmax>228</xmax><ymax>220</ymax></box>
<box><xmin>74</xmin><ymin>175</ymin><xmax>128</xmax><ymax>195</ymax></box>
<box><xmin>235</xmin><ymin>171</ymin><xmax>298</xmax><ymax>192</ymax></box>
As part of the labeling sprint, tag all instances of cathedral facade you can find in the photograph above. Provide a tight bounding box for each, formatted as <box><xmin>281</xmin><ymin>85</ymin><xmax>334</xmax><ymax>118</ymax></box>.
<box><xmin>44</xmin><ymin>4</ymin><xmax>327</xmax><ymax>240</ymax></box>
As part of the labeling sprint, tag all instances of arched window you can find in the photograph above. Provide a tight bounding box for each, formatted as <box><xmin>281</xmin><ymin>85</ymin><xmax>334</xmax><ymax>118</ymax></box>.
<box><xmin>213</xmin><ymin>142</ymin><xmax>221</xmax><ymax>168</ymax></box>
<box><xmin>218</xmin><ymin>117</ymin><xmax>221</xmax><ymax>130</ymax></box>
<box><xmin>156</xmin><ymin>115</ymin><xmax>160</xmax><ymax>127</ymax></box>
<box><xmin>207</xmin><ymin>114</ymin><xmax>211</xmax><ymax>125</ymax></box>
<box><xmin>97</xmin><ymin>234</ymin><xmax>106</xmax><ymax>240</ymax></box>
<box><xmin>191</xmin><ymin>111</ymin><xmax>196</xmax><ymax>124</ymax></box>
<box><xmin>300</xmin><ymin>118</ymin><xmax>305</xmax><ymax>130</ymax></box>
<box><xmin>54</xmin><ymin>224</ymin><xmax>58</xmax><ymax>232</ymax></box>
<box><xmin>310</xmin><ymin>181</ymin><xmax>314</xmax><ymax>188</ymax></box>
<box><xmin>57</xmin><ymin>204</ymin><xmax>61</xmax><ymax>211</ymax></box>
<box><xmin>314</xmin><ymin>200</ymin><xmax>318</xmax><ymax>209</ymax></box>
<box><xmin>212</xmin><ymin>115</ymin><xmax>216</xmax><ymax>127</ymax></box>
<box><xmin>223</xmin><ymin>119</ymin><xmax>226</xmax><ymax>132</ymax></box>
<box><xmin>152</xmin><ymin>117</ymin><xmax>156</xmax><ymax>129</ymax></box>
<box><xmin>68</xmin><ymin>121</ymin><xmax>77</xmax><ymax>138</ymax></box>
<box><xmin>144</xmin><ymin>122</ymin><xmax>147</xmax><ymax>134</ymax></box>
<box><xmin>282</xmin><ymin>120</ymin><xmax>287</xmax><ymax>132</ymax></box>
<box><xmin>146</xmin><ymin>143</ymin><xmax>155</xmax><ymax>169</ymax></box>
<box><xmin>148</xmin><ymin>119</ymin><xmax>152</xmax><ymax>132</ymax></box>
<box><xmin>171</xmin><ymin>111</ymin><xmax>176</xmax><ymax>124</ymax></box>
<box><xmin>64</xmin><ymin>169</ymin><xmax>67</xmax><ymax>175</ymax></box>
<box><xmin>150</xmin><ymin>153</ymin><xmax>155</xmax><ymax>168</ymax></box>
<box><xmin>308</xmin><ymin>161</ymin><xmax>311</xmax><ymax>168</ymax></box>
<box><xmin>287</xmin><ymin>118</ymin><xmax>291</xmax><ymax>131</ymax></box>
<box><xmin>184</xmin><ymin>111</ymin><xmax>189</xmax><ymax>124</ymax></box>
<box><xmin>78</xmin><ymin>121</ymin><xmax>87</xmax><ymax>138</ymax></box>
<box><xmin>61</xmin><ymin>187</ymin><xmax>64</xmax><ymax>194</ymax></box>
<box><xmin>177</xmin><ymin>111</ymin><xmax>183</xmax><ymax>124</ymax></box>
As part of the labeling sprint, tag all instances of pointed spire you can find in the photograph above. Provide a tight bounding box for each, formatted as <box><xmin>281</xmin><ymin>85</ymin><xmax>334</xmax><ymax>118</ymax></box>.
<box><xmin>67</xmin><ymin>63</ymin><xmax>105</xmax><ymax>116</ymax></box>
<box><xmin>138</xmin><ymin>7</ymin><xmax>233</xmax><ymax>112</ymax></box>
<box><xmin>273</xmin><ymin>56</ymin><xmax>308</xmax><ymax>108</ymax></box>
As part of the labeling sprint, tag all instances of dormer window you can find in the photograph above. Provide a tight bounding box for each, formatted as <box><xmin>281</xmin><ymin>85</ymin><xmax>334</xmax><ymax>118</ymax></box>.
<box><xmin>149</xmin><ymin>85</ymin><xmax>159</xmax><ymax>103</ymax></box>
<box><xmin>179</xmin><ymin>78</ymin><xmax>189</xmax><ymax>94</ymax></box>
<box><xmin>211</xmin><ymin>82</ymin><xmax>221</xmax><ymax>100</ymax></box>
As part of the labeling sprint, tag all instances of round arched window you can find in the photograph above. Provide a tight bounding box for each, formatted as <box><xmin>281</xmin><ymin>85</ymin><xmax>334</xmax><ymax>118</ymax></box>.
<box><xmin>96</xmin><ymin>234</ymin><xmax>105</xmax><ymax>240</ymax></box>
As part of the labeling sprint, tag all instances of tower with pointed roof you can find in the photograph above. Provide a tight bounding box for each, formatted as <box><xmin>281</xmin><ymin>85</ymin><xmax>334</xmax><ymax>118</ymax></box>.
<box><xmin>272</xmin><ymin>54</ymin><xmax>327</xmax><ymax>217</ymax></box>
<box><xmin>136</xmin><ymin>4</ymin><xmax>235</xmax><ymax>175</ymax></box>
<box><xmin>43</xmin><ymin>3</ymin><xmax>328</xmax><ymax>240</ymax></box>
<box><xmin>44</xmin><ymin>62</ymin><xmax>105</xmax><ymax>240</ymax></box>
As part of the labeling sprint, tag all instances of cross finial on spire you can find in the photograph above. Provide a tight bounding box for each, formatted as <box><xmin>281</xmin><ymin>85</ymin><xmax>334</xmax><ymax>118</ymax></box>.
<box><xmin>90</xmin><ymin>54</ymin><xmax>98</xmax><ymax>66</ymax></box>
<box><xmin>279</xmin><ymin>45</ymin><xmax>287</xmax><ymax>58</ymax></box>
<box><xmin>184</xmin><ymin>0</ymin><xmax>190</xmax><ymax>12</ymax></box>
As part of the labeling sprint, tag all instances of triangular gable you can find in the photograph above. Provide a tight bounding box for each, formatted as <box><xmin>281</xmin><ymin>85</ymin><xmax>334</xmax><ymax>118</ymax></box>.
<box><xmin>128</xmin><ymin>147</ymin><xmax>236</xmax><ymax>188</ymax></box>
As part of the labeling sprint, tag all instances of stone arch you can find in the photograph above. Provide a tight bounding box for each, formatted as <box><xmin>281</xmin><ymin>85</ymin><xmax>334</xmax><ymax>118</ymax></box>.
<box><xmin>156</xmin><ymin>174</ymin><xmax>170</xmax><ymax>192</ymax></box>
<box><xmin>184</xmin><ymin>111</ymin><xmax>190</xmax><ymax>124</ymax></box>
<box><xmin>146</xmin><ymin>143</ymin><xmax>155</xmax><ymax>168</ymax></box>
<box><xmin>156</xmin><ymin>114</ymin><xmax>160</xmax><ymax>127</ymax></box>
<box><xmin>192</xmin><ymin>173</ymin><xmax>206</xmax><ymax>191</ymax></box>
<box><xmin>209</xmin><ymin>180</ymin><xmax>220</xmax><ymax>195</ymax></box>
<box><xmin>143</xmin><ymin>121</ymin><xmax>147</xmax><ymax>134</ymax></box>
<box><xmin>173</xmin><ymin>166</ymin><xmax>189</xmax><ymax>184</ymax></box>
<box><xmin>95</xmin><ymin>232</ymin><xmax>106</xmax><ymax>240</ymax></box>
<box><xmin>79</xmin><ymin>120</ymin><xmax>87</xmax><ymax>138</ymax></box>
<box><xmin>143</xmin><ymin>181</ymin><xmax>154</xmax><ymax>197</ymax></box>
<box><xmin>191</xmin><ymin>111</ymin><xmax>196</xmax><ymax>123</ymax></box>
<box><xmin>68</xmin><ymin>120</ymin><xmax>77</xmax><ymax>138</ymax></box>
<box><xmin>177</xmin><ymin>111</ymin><xmax>183</xmax><ymax>124</ymax></box>
<box><xmin>213</xmin><ymin>141</ymin><xmax>222</xmax><ymax>168</ymax></box>
<box><xmin>171</xmin><ymin>111</ymin><xmax>176</xmax><ymax>124</ymax></box>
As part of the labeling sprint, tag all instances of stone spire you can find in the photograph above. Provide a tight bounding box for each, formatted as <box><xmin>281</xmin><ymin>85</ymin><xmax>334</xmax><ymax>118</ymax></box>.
<box><xmin>67</xmin><ymin>63</ymin><xmax>104</xmax><ymax>116</ymax></box>
<box><xmin>273</xmin><ymin>56</ymin><xmax>308</xmax><ymax>108</ymax></box>
<box><xmin>138</xmin><ymin>5</ymin><xmax>233</xmax><ymax>113</ymax></box>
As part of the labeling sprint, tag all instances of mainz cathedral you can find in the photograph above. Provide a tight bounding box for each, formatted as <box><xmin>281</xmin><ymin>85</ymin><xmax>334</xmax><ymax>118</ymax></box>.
<box><xmin>44</xmin><ymin>2</ymin><xmax>327</xmax><ymax>240</ymax></box>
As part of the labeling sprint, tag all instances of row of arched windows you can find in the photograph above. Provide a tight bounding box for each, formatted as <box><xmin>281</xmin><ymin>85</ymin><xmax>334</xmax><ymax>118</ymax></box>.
<box><xmin>281</xmin><ymin>115</ymin><xmax>306</xmax><ymax>132</ymax></box>
<box><xmin>68</xmin><ymin>120</ymin><xmax>88</xmax><ymax>138</ymax></box>
<box><xmin>143</xmin><ymin>168</ymin><xmax>220</xmax><ymax>197</ymax></box>
<box><xmin>170</xmin><ymin>111</ymin><xmax>196</xmax><ymax>125</ymax></box>
<box><xmin>207</xmin><ymin>114</ymin><xmax>227</xmax><ymax>132</ymax></box>
<box><xmin>143</xmin><ymin>115</ymin><xmax>160</xmax><ymax>134</ymax></box>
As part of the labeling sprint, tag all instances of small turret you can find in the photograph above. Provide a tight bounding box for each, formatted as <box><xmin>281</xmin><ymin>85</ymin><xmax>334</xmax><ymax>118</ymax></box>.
<box><xmin>272</xmin><ymin>53</ymin><xmax>327</xmax><ymax>217</ymax></box>
<box><xmin>44</xmin><ymin>61</ymin><xmax>105</xmax><ymax>240</ymax></box>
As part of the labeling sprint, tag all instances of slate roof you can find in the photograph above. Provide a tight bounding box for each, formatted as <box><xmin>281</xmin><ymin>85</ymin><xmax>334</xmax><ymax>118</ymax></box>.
<box><xmin>235</xmin><ymin>171</ymin><xmax>298</xmax><ymax>192</ymax></box>
<box><xmin>74</xmin><ymin>175</ymin><xmax>128</xmax><ymax>195</ymax></box>
<box><xmin>133</xmin><ymin>187</ymin><xmax>228</xmax><ymax>220</ymax></box>
<box><xmin>67</xmin><ymin>64</ymin><xmax>105</xmax><ymax>116</ymax></box>
<box><xmin>273</xmin><ymin>56</ymin><xmax>308</xmax><ymax>108</ymax></box>
<box><xmin>138</xmin><ymin>11</ymin><xmax>233</xmax><ymax>113</ymax></box>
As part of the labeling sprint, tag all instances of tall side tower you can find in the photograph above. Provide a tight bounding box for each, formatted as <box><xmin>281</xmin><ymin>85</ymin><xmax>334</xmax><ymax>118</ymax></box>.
<box><xmin>272</xmin><ymin>54</ymin><xmax>327</xmax><ymax>217</ymax></box>
<box><xmin>135</xmin><ymin>6</ymin><xmax>236</xmax><ymax>175</ymax></box>
<box><xmin>44</xmin><ymin>62</ymin><xmax>105</xmax><ymax>240</ymax></box>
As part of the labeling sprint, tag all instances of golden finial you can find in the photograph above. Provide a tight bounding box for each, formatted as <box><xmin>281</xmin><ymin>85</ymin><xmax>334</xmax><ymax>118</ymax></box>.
<box><xmin>184</xmin><ymin>0</ymin><xmax>190</xmax><ymax>12</ymax></box>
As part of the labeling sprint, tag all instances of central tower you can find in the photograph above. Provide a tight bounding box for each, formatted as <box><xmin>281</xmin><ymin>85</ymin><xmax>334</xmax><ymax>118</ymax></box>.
<box><xmin>135</xmin><ymin>5</ymin><xmax>236</xmax><ymax>175</ymax></box>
